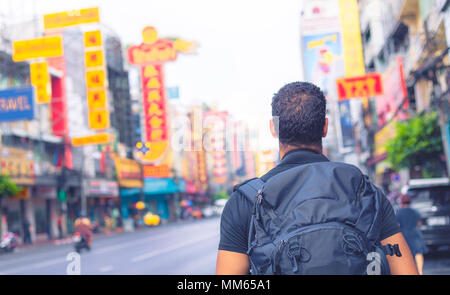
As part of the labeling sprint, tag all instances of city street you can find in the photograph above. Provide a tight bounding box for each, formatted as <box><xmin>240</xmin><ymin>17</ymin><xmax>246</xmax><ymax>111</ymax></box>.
<box><xmin>0</xmin><ymin>218</ymin><xmax>220</xmax><ymax>275</ymax></box>
<box><xmin>1</xmin><ymin>216</ymin><xmax>450</xmax><ymax>275</ymax></box>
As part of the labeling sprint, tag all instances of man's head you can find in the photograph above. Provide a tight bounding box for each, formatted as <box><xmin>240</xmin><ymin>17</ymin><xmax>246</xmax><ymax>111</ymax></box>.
<box><xmin>270</xmin><ymin>82</ymin><xmax>328</xmax><ymax>151</ymax></box>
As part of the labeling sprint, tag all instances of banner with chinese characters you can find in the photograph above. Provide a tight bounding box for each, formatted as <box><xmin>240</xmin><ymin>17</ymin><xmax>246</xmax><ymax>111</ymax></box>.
<box><xmin>204</xmin><ymin>111</ymin><xmax>228</xmax><ymax>184</ymax></box>
<box><xmin>143</xmin><ymin>164</ymin><xmax>170</xmax><ymax>178</ymax></box>
<box><xmin>141</xmin><ymin>64</ymin><xmax>168</xmax><ymax>142</ymax></box>
<box><xmin>43</xmin><ymin>7</ymin><xmax>100</xmax><ymax>30</ymax></box>
<box><xmin>0</xmin><ymin>147</ymin><xmax>35</xmax><ymax>185</ymax></box>
<box><xmin>30</xmin><ymin>61</ymin><xmax>52</xmax><ymax>104</ymax></box>
<box><xmin>12</xmin><ymin>35</ymin><xmax>63</xmax><ymax>62</ymax></box>
<box><xmin>83</xmin><ymin>30</ymin><xmax>110</xmax><ymax>130</ymax></box>
<box><xmin>336</xmin><ymin>73</ymin><xmax>383</xmax><ymax>101</ymax></box>
<box><xmin>114</xmin><ymin>157</ymin><xmax>143</xmax><ymax>188</ymax></box>
<box><xmin>71</xmin><ymin>133</ymin><xmax>111</xmax><ymax>146</ymax></box>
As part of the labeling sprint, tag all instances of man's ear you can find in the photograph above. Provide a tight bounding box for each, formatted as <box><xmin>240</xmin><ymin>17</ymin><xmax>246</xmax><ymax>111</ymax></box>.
<box><xmin>270</xmin><ymin>119</ymin><xmax>278</xmax><ymax>139</ymax></box>
<box><xmin>323</xmin><ymin>118</ymin><xmax>328</xmax><ymax>138</ymax></box>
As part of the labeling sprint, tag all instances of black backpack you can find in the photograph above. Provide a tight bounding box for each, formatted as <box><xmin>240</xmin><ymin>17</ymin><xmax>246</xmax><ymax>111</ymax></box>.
<box><xmin>237</xmin><ymin>161</ymin><xmax>401</xmax><ymax>275</ymax></box>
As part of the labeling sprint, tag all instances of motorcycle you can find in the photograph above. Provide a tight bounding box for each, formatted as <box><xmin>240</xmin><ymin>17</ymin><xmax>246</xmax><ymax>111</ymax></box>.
<box><xmin>0</xmin><ymin>231</ymin><xmax>18</xmax><ymax>253</ymax></box>
<box><xmin>73</xmin><ymin>232</ymin><xmax>90</xmax><ymax>253</ymax></box>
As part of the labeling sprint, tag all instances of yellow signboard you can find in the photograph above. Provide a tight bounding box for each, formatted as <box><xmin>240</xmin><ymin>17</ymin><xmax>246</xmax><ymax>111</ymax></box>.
<box><xmin>84</xmin><ymin>30</ymin><xmax>102</xmax><ymax>48</ymax></box>
<box><xmin>86</xmin><ymin>69</ymin><xmax>106</xmax><ymax>88</ymax></box>
<box><xmin>374</xmin><ymin>121</ymin><xmax>397</xmax><ymax>157</ymax></box>
<box><xmin>13</xmin><ymin>36</ymin><xmax>63</xmax><ymax>62</ymax></box>
<box><xmin>0</xmin><ymin>147</ymin><xmax>35</xmax><ymax>185</ymax></box>
<box><xmin>43</xmin><ymin>7</ymin><xmax>100</xmax><ymax>30</ymax></box>
<box><xmin>339</xmin><ymin>0</ymin><xmax>365</xmax><ymax>78</ymax></box>
<box><xmin>85</xmin><ymin>50</ymin><xmax>104</xmax><ymax>68</ymax></box>
<box><xmin>71</xmin><ymin>133</ymin><xmax>110</xmax><ymax>146</ymax></box>
<box><xmin>114</xmin><ymin>157</ymin><xmax>142</xmax><ymax>188</ymax></box>
<box><xmin>30</xmin><ymin>61</ymin><xmax>52</xmax><ymax>104</ymax></box>
<box><xmin>136</xmin><ymin>141</ymin><xmax>169</xmax><ymax>163</ymax></box>
<box><xmin>87</xmin><ymin>89</ymin><xmax>107</xmax><ymax>109</ymax></box>
<box><xmin>88</xmin><ymin>109</ymin><xmax>110</xmax><ymax>130</ymax></box>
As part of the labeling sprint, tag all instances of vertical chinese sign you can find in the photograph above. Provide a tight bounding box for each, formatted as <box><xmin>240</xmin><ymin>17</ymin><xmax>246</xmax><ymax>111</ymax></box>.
<box><xmin>128</xmin><ymin>26</ymin><xmax>177</xmax><ymax>163</ymax></box>
<box><xmin>84</xmin><ymin>30</ymin><xmax>110</xmax><ymax>130</ymax></box>
<box><xmin>204</xmin><ymin>111</ymin><xmax>228</xmax><ymax>184</ymax></box>
<box><xmin>30</xmin><ymin>61</ymin><xmax>52</xmax><ymax>104</ymax></box>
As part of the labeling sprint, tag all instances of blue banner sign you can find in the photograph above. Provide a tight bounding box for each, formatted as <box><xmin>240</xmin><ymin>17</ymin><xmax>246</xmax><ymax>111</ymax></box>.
<box><xmin>143</xmin><ymin>178</ymin><xmax>185</xmax><ymax>195</ymax></box>
<box><xmin>0</xmin><ymin>87</ymin><xmax>35</xmax><ymax>122</ymax></box>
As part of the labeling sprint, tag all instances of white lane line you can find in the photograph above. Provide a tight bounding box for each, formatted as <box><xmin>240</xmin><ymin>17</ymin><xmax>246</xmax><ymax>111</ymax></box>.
<box><xmin>131</xmin><ymin>233</ymin><xmax>219</xmax><ymax>263</ymax></box>
<box><xmin>2</xmin><ymin>257</ymin><xmax>67</xmax><ymax>275</ymax></box>
<box><xmin>99</xmin><ymin>265</ymin><xmax>114</xmax><ymax>273</ymax></box>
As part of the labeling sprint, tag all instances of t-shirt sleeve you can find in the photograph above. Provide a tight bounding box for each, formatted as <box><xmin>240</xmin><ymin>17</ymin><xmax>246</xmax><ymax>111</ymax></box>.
<box><xmin>379</xmin><ymin>192</ymin><xmax>401</xmax><ymax>241</ymax></box>
<box><xmin>218</xmin><ymin>191</ymin><xmax>252</xmax><ymax>254</ymax></box>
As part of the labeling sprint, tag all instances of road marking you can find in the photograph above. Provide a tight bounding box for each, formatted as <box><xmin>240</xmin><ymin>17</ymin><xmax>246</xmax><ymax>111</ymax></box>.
<box><xmin>2</xmin><ymin>257</ymin><xmax>67</xmax><ymax>275</ymax></box>
<box><xmin>99</xmin><ymin>265</ymin><xmax>114</xmax><ymax>273</ymax></box>
<box><xmin>131</xmin><ymin>233</ymin><xmax>219</xmax><ymax>263</ymax></box>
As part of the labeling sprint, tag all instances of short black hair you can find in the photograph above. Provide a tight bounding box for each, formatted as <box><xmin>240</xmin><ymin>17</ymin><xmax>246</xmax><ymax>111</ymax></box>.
<box><xmin>271</xmin><ymin>82</ymin><xmax>326</xmax><ymax>146</ymax></box>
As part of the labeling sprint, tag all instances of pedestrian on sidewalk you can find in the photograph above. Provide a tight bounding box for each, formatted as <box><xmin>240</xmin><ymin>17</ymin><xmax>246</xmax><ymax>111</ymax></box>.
<box><xmin>216</xmin><ymin>82</ymin><xmax>419</xmax><ymax>275</ymax></box>
<box><xmin>396</xmin><ymin>194</ymin><xmax>428</xmax><ymax>275</ymax></box>
<box><xmin>57</xmin><ymin>213</ymin><xmax>64</xmax><ymax>239</ymax></box>
<box><xmin>23</xmin><ymin>219</ymin><xmax>32</xmax><ymax>245</ymax></box>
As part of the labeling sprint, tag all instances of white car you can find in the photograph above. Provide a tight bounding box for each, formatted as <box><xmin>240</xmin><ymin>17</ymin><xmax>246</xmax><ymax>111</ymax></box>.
<box><xmin>213</xmin><ymin>199</ymin><xmax>228</xmax><ymax>216</ymax></box>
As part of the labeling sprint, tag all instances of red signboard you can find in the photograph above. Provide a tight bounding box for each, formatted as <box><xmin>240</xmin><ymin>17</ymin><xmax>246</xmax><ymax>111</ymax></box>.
<box><xmin>375</xmin><ymin>57</ymin><xmax>409</xmax><ymax>127</ymax></box>
<box><xmin>336</xmin><ymin>73</ymin><xmax>383</xmax><ymax>101</ymax></box>
<box><xmin>141</xmin><ymin>64</ymin><xmax>168</xmax><ymax>142</ymax></box>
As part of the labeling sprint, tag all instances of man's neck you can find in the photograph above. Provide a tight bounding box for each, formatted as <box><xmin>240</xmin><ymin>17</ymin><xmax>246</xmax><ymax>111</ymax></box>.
<box><xmin>279</xmin><ymin>143</ymin><xmax>322</xmax><ymax>160</ymax></box>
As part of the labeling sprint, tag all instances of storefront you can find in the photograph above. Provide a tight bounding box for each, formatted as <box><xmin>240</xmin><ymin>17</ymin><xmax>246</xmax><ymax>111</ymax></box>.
<box><xmin>0</xmin><ymin>146</ymin><xmax>35</xmax><ymax>242</ymax></box>
<box><xmin>83</xmin><ymin>179</ymin><xmax>119</xmax><ymax>229</ymax></box>
<box><xmin>32</xmin><ymin>180</ymin><xmax>58</xmax><ymax>240</ymax></box>
<box><xmin>143</xmin><ymin>178</ymin><xmax>185</xmax><ymax>221</ymax></box>
<box><xmin>114</xmin><ymin>157</ymin><xmax>142</xmax><ymax>223</ymax></box>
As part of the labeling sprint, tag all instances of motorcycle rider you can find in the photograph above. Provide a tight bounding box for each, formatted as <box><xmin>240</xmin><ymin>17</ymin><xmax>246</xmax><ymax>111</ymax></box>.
<box><xmin>74</xmin><ymin>212</ymin><xmax>93</xmax><ymax>248</ymax></box>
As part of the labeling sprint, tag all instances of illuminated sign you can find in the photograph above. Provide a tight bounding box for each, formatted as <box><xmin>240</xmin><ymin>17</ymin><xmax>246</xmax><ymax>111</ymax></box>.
<box><xmin>71</xmin><ymin>133</ymin><xmax>111</xmax><ymax>146</ymax></box>
<box><xmin>336</xmin><ymin>73</ymin><xmax>383</xmax><ymax>101</ymax></box>
<box><xmin>13</xmin><ymin>36</ymin><xmax>63</xmax><ymax>62</ymax></box>
<box><xmin>0</xmin><ymin>87</ymin><xmax>34</xmax><ymax>122</ymax></box>
<box><xmin>30</xmin><ymin>61</ymin><xmax>52</xmax><ymax>104</ymax></box>
<box><xmin>43</xmin><ymin>7</ymin><xmax>100</xmax><ymax>30</ymax></box>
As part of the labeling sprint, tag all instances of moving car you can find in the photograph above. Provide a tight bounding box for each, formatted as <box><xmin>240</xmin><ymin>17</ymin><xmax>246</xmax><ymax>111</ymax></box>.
<box><xmin>400</xmin><ymin>178</ymin><xmax>450</xmax><ymax>251</ymax></box>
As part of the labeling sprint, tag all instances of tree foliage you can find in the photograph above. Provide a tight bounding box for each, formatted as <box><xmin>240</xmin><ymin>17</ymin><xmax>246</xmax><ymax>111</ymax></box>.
<box><xmin>212</xmin><ymin>190</ymin><xmax>230</xmax><ymax>201</ymax></box>
<box><xmin>0</xmin><ymin>175</ymin><xmax>20</xmax><ymax>198</ymax></box>
<box><xmin>386</xmin><ymin>112</ymin><xmax>443</xmax><ymax>177</ymax></box>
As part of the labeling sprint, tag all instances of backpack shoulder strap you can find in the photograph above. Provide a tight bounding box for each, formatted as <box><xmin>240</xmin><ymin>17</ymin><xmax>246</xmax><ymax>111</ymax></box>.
<box><xmin>236</xmin><ymin>178</ymin><xmax>265</xmax><ymax>204</ymax></box>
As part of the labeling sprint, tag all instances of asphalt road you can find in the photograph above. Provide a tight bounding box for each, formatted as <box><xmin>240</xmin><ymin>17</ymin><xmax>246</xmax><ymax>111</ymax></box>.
<box><xmin>0</xmin><ymin>217</ymin><xmax>220</xmax><ymax>275</ymax></box>
<box><xmin>0</xmin><ymin>216</ymin><xmax>449</xmax><ymax>275</ymax></box>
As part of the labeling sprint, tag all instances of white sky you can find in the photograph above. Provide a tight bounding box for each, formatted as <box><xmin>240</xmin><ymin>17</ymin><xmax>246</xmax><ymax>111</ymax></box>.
<box><xmin>1</xmin><ymin>0</ymin><xmax>304</xmax><ymax>149</ymax></box>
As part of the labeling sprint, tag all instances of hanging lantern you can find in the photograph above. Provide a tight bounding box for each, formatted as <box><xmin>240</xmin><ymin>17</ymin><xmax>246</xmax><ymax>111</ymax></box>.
<box><xmin>135</xmin><ymin>201</ymin><xmax>146</xmax><ymax>210</ymax></box>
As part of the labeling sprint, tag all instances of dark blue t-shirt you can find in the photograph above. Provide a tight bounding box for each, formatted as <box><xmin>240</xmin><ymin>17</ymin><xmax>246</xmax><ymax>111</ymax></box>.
<box><xmin>218</xmin><ymin>149</ymin><xmax>401</xmax><ymax>254</ymax></box>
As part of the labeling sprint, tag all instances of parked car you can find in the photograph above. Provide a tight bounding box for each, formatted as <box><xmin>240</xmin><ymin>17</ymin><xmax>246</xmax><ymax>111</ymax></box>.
<box><xmin>213</xmin><ymin>199</ymin><xmax>228</xmax><ymax>216</ymax></box>
<box><xmin>399</xmin><ymin>178</ymin><xmax>450</xmax><ymax>252</ymax></box>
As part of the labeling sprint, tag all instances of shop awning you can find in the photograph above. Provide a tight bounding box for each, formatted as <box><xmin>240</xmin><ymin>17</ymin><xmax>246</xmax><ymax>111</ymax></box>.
<box><xmin>143</xmin><ymin>178</ymin><xmax>185</xmax><ymax>195</ymax></box>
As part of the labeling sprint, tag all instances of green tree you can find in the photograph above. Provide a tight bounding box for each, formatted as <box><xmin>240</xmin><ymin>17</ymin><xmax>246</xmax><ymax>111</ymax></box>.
<box><xmin>0</xmin><ymin>175</ymin><xmax>20</xmax><ymax>238</ymax></box>
<box><xmin>213</xmin><ymin>190</ymin><xmax>230</xmax><ymax>202</ymax></box>
<box><xmin>385</xmin><ymin>112</ymin><xmax>444</xmax><ymax>178</ymax></box>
